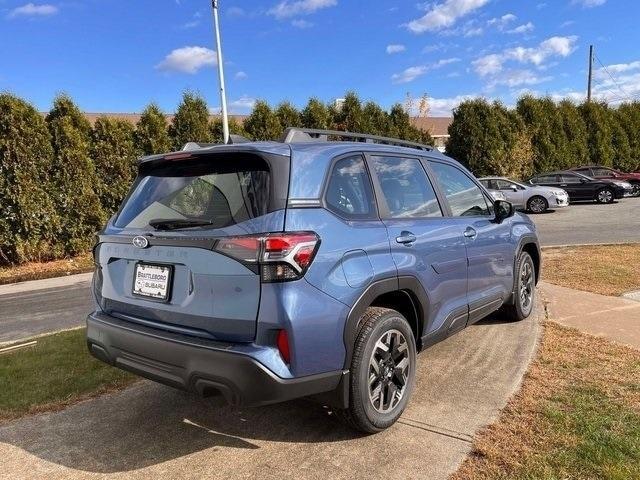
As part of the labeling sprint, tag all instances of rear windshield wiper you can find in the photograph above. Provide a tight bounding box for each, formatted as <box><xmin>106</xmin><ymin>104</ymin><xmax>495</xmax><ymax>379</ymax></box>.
<box><xmin>148</xmin><ymin>219</ymin><xmax>215</xmax><ymax>231</ymax></box>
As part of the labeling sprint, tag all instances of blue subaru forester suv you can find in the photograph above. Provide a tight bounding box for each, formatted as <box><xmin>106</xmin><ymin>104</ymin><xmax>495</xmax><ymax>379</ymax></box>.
<box><xmin>87</xmin><ymin>128</ymin><xmax>540</xmax><ymax>433</ymax></box>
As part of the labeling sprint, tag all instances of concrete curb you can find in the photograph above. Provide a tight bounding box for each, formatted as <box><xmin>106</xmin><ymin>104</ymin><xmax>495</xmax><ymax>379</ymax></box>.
<box><xmin>541</xmin><ymin>241</ymin><xmax>640</xmax><ymax>250</ymax></box>
<box><xmin>0</xmin><ymin>272</ymin><xmax>93</xmax><ymax>296</ymax></box>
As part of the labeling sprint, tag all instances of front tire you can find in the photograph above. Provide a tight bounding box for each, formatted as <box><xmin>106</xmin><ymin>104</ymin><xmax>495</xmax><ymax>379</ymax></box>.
<box><xmin>503</xmin><ymin>251</ymin><xmax>536</xmax><ymax>322</ymax></box>
<box><xmin>527</xmin><ymin>195</ymin><xmax>548</xmax><ymax>214</ymax></box>
<box><xmin>336</xmin><ymin>307</ymin><xmax>417</xmax><ymax>433</ymax></box>
<box><xmin>595</xmin><ymin>187</ymin><xmax>615</xmax><ymax>204</ymax></box>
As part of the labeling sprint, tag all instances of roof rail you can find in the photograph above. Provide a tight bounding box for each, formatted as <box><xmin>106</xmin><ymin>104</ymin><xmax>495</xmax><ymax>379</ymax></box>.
<box><xmin>181</xmin><ymin>134</ymin><xmax>252</xmax><ymax>151</ymax></box>
<box><xmin>280</xmin><ymin>127</ymin><xmax>433</xmax><ymax>152</ymax></box>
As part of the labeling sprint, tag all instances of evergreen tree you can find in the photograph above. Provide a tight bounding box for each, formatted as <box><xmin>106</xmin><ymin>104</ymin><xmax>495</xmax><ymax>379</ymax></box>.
<box><xmin>243</xmin><ymin>101</ymin><xmax>282</xmax><ymax>140</ymax></box>
<box><xmin>388</xmin><ymin>103</ymin><xmax>413</xmax><ymax>139</ymax></box>
<box><xmin>210</xmin><ymin>116</ymin><xmax>249</xmax><ymax>142</ymax></box>
<box><xmin>361</xmin><ymin>101</ymin><xmax>390</xmax><ymax>136</ymax></box>
<box><xmin>275</xmin><ymin>101</ymin><xmax>301</xmax><ymax>134</ymax></box>
<box><xmin>516</xmin><ymin>95</ymin><xmax>569</xmax><ymax>172</ymax></box>
<box><xmin>558</xmin><ymin>100</ymin><xmax>589</xmax><ymax>168</ymax></box>
<box><xmin>135</xmin><ymin>103</ymin><xmax>171</xmax><ymax>155</ymax></box>
<box><xmin>92</xmin><ymin>117</ymin><xmax>137</xmax><ymax>215</ymax></box>
<box><xmin>579</xmin><ymin>101</ymin><xmax>615</xmax><ymax>167</ymax></box>
<box><xmin>610</xmin><ymin>110</ymin><xmax>632</xmax><ymax>171</ymax></box>
<box><xmin>46</xmin><ymin>94</ymin><xmax>105</xmax><ymax>255</ymax></box>
<box><xmin>331</xmin><ymin>92</ymin><xmax>363</xmax><ymax>132</ymax></box>
<box><xmin>170</xmin><ymin>91</ymin><xmax>212</xmax><ymax>149</ymax></box>
<box><xmin>616</xmin><ymin>102</ymin><xmax>640</xmax><ymax>171</ymax></box>
<box><xmin>0</xmin><ymin>94</ymin><xmax>59</xmax><ymax>264</ymax></box>
<box><xmin>301</xmin><ymin>98</ymin><xmax>331</xmax><ymax>129</ymax></box>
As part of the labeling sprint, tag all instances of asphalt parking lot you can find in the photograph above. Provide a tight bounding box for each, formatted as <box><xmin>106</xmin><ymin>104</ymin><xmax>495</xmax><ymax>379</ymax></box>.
<box><xmin>0</xmin><ymin>305</ymin><xmax>540</xmax><ymax>480</ymax></box>
<box><xmin>530</xmin><ymin>196</ymin><xmax>640</xmax><ymax>246</ymax></box>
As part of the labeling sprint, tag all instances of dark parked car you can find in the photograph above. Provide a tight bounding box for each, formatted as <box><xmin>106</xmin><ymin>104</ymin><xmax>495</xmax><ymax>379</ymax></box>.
<box><xmin>570</xmin><ymin>165</ymin><xmax>640</xmax><ymax>197</ymax></box>
<box><xmin>527</xmin><ymin>171</ymin><xmax>625</xmax><ymax>204</ymax></box>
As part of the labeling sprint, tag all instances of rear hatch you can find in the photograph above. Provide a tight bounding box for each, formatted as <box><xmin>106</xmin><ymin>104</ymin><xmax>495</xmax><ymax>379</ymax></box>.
<box><xmin>94</xmin><ymin>148</ymin><xmax>290</xmax><ymax>342</ymax></box>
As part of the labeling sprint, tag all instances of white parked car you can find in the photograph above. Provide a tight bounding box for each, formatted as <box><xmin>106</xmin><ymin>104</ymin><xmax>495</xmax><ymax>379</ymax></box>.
<box><xmin>479</xmin><ymin>177</ymin><xmax>569</xmax><ymax>213</ymax></box>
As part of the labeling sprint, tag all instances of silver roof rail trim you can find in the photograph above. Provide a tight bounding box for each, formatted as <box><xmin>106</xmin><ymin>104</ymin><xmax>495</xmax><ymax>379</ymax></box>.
<box><xmin>280</xmin><ymin>127</ymin><xmax>433</xmax><ymax>152</ymax></box>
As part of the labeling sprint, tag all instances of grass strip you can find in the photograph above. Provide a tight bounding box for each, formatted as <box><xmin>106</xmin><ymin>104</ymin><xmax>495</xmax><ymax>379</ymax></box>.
<box><xmin>0</xmin><ymin>328</ymin><xmax>136</xmax><ymax>424</ymax></box>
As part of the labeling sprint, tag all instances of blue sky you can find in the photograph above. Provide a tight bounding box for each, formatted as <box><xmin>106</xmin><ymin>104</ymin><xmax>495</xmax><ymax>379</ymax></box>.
<box><xmin>1</xmin><ymin>0</ymin><xmax>638</xmax><ymax>116</ymax></box>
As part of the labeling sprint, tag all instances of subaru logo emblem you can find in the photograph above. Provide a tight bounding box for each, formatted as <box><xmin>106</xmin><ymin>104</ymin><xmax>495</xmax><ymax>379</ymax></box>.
<box><xmin>132</xmin><ymin>236</ymin><xmax>149</xmax><ymax>249</ymax></box>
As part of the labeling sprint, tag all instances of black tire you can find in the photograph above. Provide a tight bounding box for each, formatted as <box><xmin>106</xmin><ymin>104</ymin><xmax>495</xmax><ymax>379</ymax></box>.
<box><xmin>631</xmin><ymin>183</ymin><xmax>640</xmax><ymax>197</ymax></box>
<box><xmin>595</xmin><ymin>187</ymin><xmax>615</xmax><ymax>204</ymax></box>
<box><xmin>336</xmin><ymin>307</ymin><xmax>417</xmax><ymax>433</ymax></box>
<box><xmin>526</xmin><ymin>195</ymin><xmax>548</xmax><ymax>214</ymax></box>
<box><xmin>503</xmin><ymin>251</ymin><xmax>536</xmax><ymax>322</ymax></box>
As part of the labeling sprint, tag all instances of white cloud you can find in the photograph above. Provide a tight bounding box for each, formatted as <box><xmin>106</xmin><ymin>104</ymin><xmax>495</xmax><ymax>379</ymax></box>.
<box><xmin>156</xmin><ymin>46</ymin><xmax>217</xmax><ymax>74</ymax></box>
<box><xmin>235</xmin><ymin>71</ymin><xmax>248</xmax><ymax>80</ymax></box>
<box><xmin>8</xmin><ymin>3</ymin><xmax>58</xmax><ymax>18</ymax></box>
<box><xmin>488</xmin><ymin>69</ymin><xmax>552</xmax><ymax>88</ymax></box>
<box><xmin>391</xmin><ymin>58</ymin><xmax>460</xmax><ymax>84</ymax></box>
<box><xmin>572</xmin><ymin>0</ymin><xmax>606</xmax><ymax>7</ymax></box>
<box><xmin>291</xmin><ymin>19</ymin><xmax>313</xmax><ymax>28</ymax></box>
<box><xmin>386</xmin><ymin>44</ymin><xmax>406</xmax><ymax>54</ymax></box>
<box><xmin>473</xmin><ymin>36</ymin><xmax>578</xmax><ymax>76</ymax></box>
<box><xmin>487</xmin><ymin>13</ymin><xmax>516</xmax><ymax>29</ymax></box>
<box><xmin>406</xmin><ymin>0</ymin><xmax>489</xmax><ymax>34</ymax></box>
<box><xmin>230</xmin><ymin>95</ymin><xmax>257</xmax><ymax>113</ymax></box>
<box><xmin>507</xmin><ymin>22</ymin><xmax>534</xmax><ymax>34</ymax></box>
<box><xmin>392</xmin><ymin>66</ymin><xmax>429</xmax><ymax>84</ymax></box>
<box><xmin>268</xmin><ymin>0</ymin><xmax>337</xmax><ymax>19</ymax></box>
<box><xmin>406</xmin><ymin>94</ymin><xmax>479</xmax><ymax>116</ymax></box>
<box><xmin>590</xmin><ymin>60</ymin><xmax>640</xmax><ymax>103</ymax></box>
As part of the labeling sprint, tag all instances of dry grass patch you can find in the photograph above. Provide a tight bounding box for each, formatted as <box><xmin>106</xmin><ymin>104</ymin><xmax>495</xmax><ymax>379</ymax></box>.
<box><xmin>542</xmin><ymin>244</ymin><xmax>640</xmax><ymax>296</ymax></box>
<box><xmin>0</xmin><ymin>253</ymin><xmax>93</xmax><ymax>285</ymax></box>
<box><xmin>451</xmin><ymin>321</ymin><xmax>640</xmax><ymax>480</ymax></box>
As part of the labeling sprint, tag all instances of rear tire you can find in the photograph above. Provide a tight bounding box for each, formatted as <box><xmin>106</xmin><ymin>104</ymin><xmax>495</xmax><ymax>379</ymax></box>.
<box><xmin>595</xmin><ymin>188</ymin><xmax>615</xmax><ymax>204</ymax></box>
<box><xmin>336</xmin><ymin>307</ymin><xmax>417</xmax><ymax>433</ymax></box>
<box><xmin>503</xmin><ymin>251</ymin><xmax>536</xmax><ymax>322</ymax></box>
<box><xmin>527</xmin><ymin>195</ymin><xmax>548</xmax><ymax>214</ymax></box>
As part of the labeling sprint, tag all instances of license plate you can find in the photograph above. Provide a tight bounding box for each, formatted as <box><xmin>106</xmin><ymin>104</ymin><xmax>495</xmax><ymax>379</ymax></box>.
<box><xmin>133</xmin><ymin>263</ymin><xmax>172</xmax><ymax>300</ymax></box>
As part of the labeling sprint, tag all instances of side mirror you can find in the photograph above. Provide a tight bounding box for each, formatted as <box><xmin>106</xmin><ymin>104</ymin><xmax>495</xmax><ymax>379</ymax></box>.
<box><xmin>580</xmin><ymin>178</ymin><xmax>587</xmax><ymax>183</ymax></box>
<box><xmin>494</xmin><ymin>200</ymin><xmax>514</xmax><ymax>223</ymax></box>
<box><xmin>510</xmin><ymin>185</ymin><xmax>518</xmax><ymax>192</ymax></box>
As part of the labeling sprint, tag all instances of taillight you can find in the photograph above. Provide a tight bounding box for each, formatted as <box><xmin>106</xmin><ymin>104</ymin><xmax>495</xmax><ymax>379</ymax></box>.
<box><xmin>213</xmin><ymin>232</ymin><xmax>320</xmax><ymax>283</ymax></box>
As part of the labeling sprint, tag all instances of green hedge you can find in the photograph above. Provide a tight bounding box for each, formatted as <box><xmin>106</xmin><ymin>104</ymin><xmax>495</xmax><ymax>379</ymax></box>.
<box><xmin>447</xmin><ymin>96</ymin><xmax>640</xmax><ymax>177</ymax></box>
<box><xmin>2</xmin><ymin>90</ymin><xmax>639</xmax><ymax>266</ymax></box>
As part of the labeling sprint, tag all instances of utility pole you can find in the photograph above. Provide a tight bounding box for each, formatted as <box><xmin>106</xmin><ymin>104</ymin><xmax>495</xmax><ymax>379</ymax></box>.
<box><xmin>587</xmin><ymin>44</ymin><xmax>594</xmax><ymax>102</ymax></box>
<box><xmin>211</xmin><ymin>0</ymin><xmax>229</xmax><ymax>144</ymax></box>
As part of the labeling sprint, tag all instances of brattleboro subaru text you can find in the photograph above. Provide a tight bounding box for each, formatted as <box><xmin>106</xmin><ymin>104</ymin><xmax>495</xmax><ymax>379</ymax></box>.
<box><xmin>87</xmin><ymin>128</ymin><xmax>540</xmax><ymax>433</ymax></box>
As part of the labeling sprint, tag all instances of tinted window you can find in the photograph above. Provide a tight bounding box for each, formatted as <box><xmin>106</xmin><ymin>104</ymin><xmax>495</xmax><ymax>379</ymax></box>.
<box><xmin>479</xmin><ymin>179</ymin><xmax>493</xmax><ymax>189</ymax></box>
<box><xmin>325</xmin><ymin>156</ymin><xmax>376</xmax><ymax>219</ymax></box>
<box><xmin>592</xmin><ymin>167</ymin><xmax>613</xmax><ymax>177</ymax></box>
<box><xmin>115</xmin><ymin>158</ymin><xmax>270</xmax><ymax>229</ymax></box>
<box><xmin>533</xmin><ymin>175</ymin><xmax>558</xmax><ymax>184</ymax></box>
<box><xmin>429</xmin><ymin>161</ymin><xmax>491</xmax><ymax>217</ymax></box>
<box><xmin>560</xmin><ymin>174</ymin><xmax>582</xmax><ymax>184</ymax></box>
<box><xmin>371</xmin><ymin>156</ymin><xmax>442</xmax><ymax>218</ymax></box>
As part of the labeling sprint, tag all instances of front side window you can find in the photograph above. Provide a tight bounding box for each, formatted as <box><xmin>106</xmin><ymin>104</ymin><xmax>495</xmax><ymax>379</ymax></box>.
<box><xmin>325</xmin><ymin>155</ymin><xmax>376</xmax><ymax>219</ymax></box>
<box><xmin>371</xmin><ymin>156</ymin><xmax>442</xmax><ymax>218</ymax></box>
<box><xmin>561</xmin><ymin>174</ymin><xmax>582</xmax><ymax>184</ymax></box>
<box><xmin>496</xmin><ymin>179</ymin><xmax>517</xmax><ymax>190</ymax></box>
<box><xmin>429</xmin><ymin>161</ymin><xmax>491</xmax><ymax>217</ymax></box>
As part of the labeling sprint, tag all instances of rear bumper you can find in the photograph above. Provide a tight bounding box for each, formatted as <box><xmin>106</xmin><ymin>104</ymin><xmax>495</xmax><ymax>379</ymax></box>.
<box><xmin>86</xmin><ymin>311</ymin><xmax>343</xmax><ymax>407</ymax></box>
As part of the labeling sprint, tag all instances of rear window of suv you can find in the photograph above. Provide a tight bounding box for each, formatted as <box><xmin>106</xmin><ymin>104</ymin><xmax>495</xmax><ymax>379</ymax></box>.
<box><xmin>115</xmin><ymin>155</ymin><xmax>271</xmax><ymax>230</ymax></box>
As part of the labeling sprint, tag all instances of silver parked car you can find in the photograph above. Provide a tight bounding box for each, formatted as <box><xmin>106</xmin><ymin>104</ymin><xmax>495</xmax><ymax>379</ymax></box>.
<box><xmin>479</xmin><ymin>177</ymin><xmax>569</xmax><ymax>213</ymax></box>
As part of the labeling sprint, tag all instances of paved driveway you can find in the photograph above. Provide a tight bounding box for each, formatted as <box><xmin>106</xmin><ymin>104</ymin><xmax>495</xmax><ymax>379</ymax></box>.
<box><xmin>530</xmin><ymin>196</ymin><xmax>640</xmax><ymax>247</ymax></box>
<box><xmin>0</xmin><ymin>305</ymin><xmax>541</xmax><ymax>480</ymax></box>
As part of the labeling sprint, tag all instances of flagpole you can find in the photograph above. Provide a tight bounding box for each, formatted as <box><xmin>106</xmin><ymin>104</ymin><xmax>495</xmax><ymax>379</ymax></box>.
<box><xmin>211</xmin><ymin>0</ymin><xmax>229</xmax><ymax>144</ymax></box>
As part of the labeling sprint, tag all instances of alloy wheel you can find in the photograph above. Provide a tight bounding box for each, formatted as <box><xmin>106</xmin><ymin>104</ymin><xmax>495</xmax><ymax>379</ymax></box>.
<box><xmin>368</xmin><ymin>329</ymin><xmax>410</xmax><ymax>413</ymax></box>
<box><xmin>597</xmin><ymin>189</ymin><xmax>613</xmax><ymax>203</ymax></box>
<box><xmin>529</xmin><ymin>197</ymin><xmax>546</xmax><ymax>213</ymax></box>
<box><xmin>519</xmin><ymin>260</ymin><xmax>534</xmax><ymax>311</ymax></box>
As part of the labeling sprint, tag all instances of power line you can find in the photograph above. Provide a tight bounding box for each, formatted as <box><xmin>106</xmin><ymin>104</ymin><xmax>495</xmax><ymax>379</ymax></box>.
<box><xmin>594</xmin><ymin>53</ymin><xmax>633</xmax><ymax>103</ymax></box>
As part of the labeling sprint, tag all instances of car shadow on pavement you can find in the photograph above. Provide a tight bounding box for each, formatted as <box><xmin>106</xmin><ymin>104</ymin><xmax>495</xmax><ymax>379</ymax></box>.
<box><xmin>0</xmin><ymin>382</ymin><xmax>360</xmax><ymax>474</ymax></box>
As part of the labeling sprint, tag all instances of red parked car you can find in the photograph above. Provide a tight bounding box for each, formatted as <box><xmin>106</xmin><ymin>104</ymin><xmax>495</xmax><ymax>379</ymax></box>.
<box><xmin>570</xmin><ymin>165</ymin><xmax>640</xmax><ymax>197</ymax></box>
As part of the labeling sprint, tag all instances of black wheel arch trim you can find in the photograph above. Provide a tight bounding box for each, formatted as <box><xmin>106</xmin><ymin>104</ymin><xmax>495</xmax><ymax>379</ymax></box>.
<box><xmin>510</xmin><ymin>234</ymin><xmax>541</xmax><ymax>302</ymax></box>
<box><xmin>342</xmin><ymin>275</ymin><xmax>430</xmax><ymax>371</ymax></box>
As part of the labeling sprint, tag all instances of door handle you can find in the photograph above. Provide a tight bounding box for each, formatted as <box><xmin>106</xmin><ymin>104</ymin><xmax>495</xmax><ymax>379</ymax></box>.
<box><xmin>396</xmin><ymin>231</ymin><xmax>416</xmax><ymax>245</ymax></box>
<box><xmin>464</xmin><ymin>227</ymin><xmax>477</xmax><ymax>239</ymax></box>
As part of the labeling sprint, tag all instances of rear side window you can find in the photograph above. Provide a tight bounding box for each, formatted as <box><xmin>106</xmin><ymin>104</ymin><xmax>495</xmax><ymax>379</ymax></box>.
<box><xmin>115</xmin><ymin>156</ymin><xmax>271</xmax><ymax>229</ymax></box>
<box><xmin>429</xmin><ymin>161</ymin><xmax>491</xmax><ymax>217</ymax></box>
<box><xmin>592</xmin><ymin>167</ymin><xmax>612</xmax><ymax>177</ymax></box>
<box><xmin>371</xmin><ymin>156</ymin><xmax>442</xmax><ymax>218</ymax></box>
<box><xmin>325</xmin><ymin>155</ymin><xmax>376</xmax><ymax>219</ymax></box>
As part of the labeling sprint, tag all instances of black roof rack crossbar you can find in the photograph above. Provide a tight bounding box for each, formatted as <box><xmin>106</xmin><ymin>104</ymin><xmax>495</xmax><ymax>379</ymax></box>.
<box><xmin>280</xmin><ymin>127</ymin><xmax>433</xmax><ymax>152</ymax></box>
